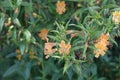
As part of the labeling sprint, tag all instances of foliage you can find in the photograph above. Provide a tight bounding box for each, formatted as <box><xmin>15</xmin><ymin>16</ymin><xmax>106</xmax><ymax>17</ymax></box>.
<box><xmin>0</xmin><ymin>0</ymin><xmax>120</xmax><ymax>80</ymax></box>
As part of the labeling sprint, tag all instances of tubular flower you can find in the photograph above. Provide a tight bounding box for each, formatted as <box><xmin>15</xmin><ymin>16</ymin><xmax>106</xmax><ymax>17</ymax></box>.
<box><xmin>44</xmin><ymin>42</ymin><xmax>57</xmax><ymax>59</ymax></box>
<box><xmin>112</xmin><ymin>11</ymin><xmax>120</xmax><ymax>24</ymax></box>
<box><xmin>59</xmin><ymin>40</ymin><xmax>71</xmax><ymax>55</ymax></box>
<box><xmin>56</xmin><ymin>1</ymin><xmax>66</xmax><ymax>15</ymax></box>
<box><xmin>94</xmin><ymin>34</ymin><xmax>109</xmax><ymax>58</ymax></box>
<box><xmin>39</xmin><ymin>29</ymin><xmax>49</xmax><ymax>42</ymax></box>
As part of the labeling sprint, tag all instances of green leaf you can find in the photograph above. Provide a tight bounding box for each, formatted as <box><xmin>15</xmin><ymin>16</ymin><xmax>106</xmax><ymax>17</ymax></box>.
<box><xmin>24</xmin><ymin>63</ymin><xmax>31</xmax><ymax>80</ymax></box>
<box><xmin>63</xmin><ymin>61</ymin><xmax>72</xmax><ymax>74</ymax></box>
<box><xmin>6</xmin><ymin>52</ymin><xmax>16</xmax><ymax>58</ymax></box>
<box><xmin>24</xmin><ymin>30</ymin><xmax>32</xmax><ymax>42</ymax></box>
<box><xmin>13</xmin><ymin>18</ymin><xmax>21</xmax><ymax>27</ymax></box>
<box><xmin>72</xmin><ymin>46</ymin><xmax>84</xmax><ymax>51</ymax></box>
<box><xmin>19</xmin><ymin>42</ymin><xmax>26</xmax><ymax>55</ymax></box>
<box><xmin>109</xmin><ymin>35</ymin><xmax>118</xmax><ymax>46</ymax></box>
<box><xmin>67</xmin><ymin>68</ymin><xmax>73</xmax><ymax>80</ymax></box>
<box><xmin>0</xmin><ymin>13</ymin><xmax>5</xmax><ymax>33</ymax></box>
<box><xmin>17</xmin><ymin>0</ymin><xmax>22</xmax><ymax>6</ymax></box>
<box><xmin>3</xmin><ymin>64</ymin><xmax>18</xmax><ymax>77</ymax></box>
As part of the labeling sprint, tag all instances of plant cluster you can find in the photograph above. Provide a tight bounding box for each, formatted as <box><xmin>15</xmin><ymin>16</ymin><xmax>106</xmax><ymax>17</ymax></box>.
<box><xmin>0</xmin><ymin>0</ymin><xmax>120</xmax><ymax>80</ymax></box>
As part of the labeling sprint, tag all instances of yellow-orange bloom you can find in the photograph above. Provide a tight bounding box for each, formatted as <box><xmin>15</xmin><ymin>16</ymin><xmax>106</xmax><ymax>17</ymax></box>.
<box><xmin>38</xmin><ymin>29</ymin><xmax>49</xmax><ymax>42</ymax></box>
<box><xmin>56</xmin><ymin>1</ymin><xmax>66</xmax><ymax>15</ymax></box>
<box><xmin>44</xmin><ymin>42</ymin><xmax>57</xmax><ymax>59</ymax></box>
<box><xmin>94</xmin><ymin>34</ymin><xmax>109</xmax><ymax>58</ymax></box>
<box><xmin>59</xmin><ymin>40</ymin><xmax>71</xmax><ymax>55</ymax></box>
<box><xmin>112</xmin><ymin>11</ymin><xmax>120</xmax><ymax>24</ymax></box>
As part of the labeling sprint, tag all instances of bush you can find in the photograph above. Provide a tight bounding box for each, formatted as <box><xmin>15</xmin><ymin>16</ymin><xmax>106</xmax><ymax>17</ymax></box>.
<box><xmin>0</xmin><ymin>0</ymin><xmax>120</xmax><ymax>80</ymax></box>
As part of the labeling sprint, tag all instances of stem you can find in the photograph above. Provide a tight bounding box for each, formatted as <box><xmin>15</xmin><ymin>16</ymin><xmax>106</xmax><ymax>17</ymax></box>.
<box><xmin>82</xmin><ymin>42</ymin><xmax>88</xmax><ymax>59</ymax></box>
<box><xmin>41</xmin><ymin>61</ymin><xmax>46</xmax><ymax>80</ymax></box>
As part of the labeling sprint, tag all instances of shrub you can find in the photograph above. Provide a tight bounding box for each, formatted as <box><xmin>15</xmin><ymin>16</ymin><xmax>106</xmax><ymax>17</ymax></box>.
<box><xmin>0</xmin><ymin>0</ymin><xmax>120</xmax><ymax>80</ymax></box>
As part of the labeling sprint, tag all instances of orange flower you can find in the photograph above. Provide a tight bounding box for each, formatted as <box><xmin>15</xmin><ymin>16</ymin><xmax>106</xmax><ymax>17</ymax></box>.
<box><xmin>94</xmin><ymin>34</ymin><xmax>109</xmax><ymax>58</ymax></box>
<box><xmin>112</xmin><ymin>11</ymin><xmax>120</xmax><ymax>24</ymax></box>
<box><xmin>59</xmin><ymin>40</ymin><xmax>71</xmax><ymax>55</ymax></box>
<box><xmin>56</xmin><ymin>1</ymin><xmax>66</xmax><ymax>15</ymax></box>
<box><xmin>16</xmin><ymin>49</ymin><xmax>22</xmax><ymax>60</ymax></box>
<box><xmin>44</xmin><ymin>42</ymin><xmax>57</xmax><ymax>59</ymax></box>
<box><xmin>38</xmin><ymin>29</ymin><xmax>49</xmax><ymax>42</ymax></box>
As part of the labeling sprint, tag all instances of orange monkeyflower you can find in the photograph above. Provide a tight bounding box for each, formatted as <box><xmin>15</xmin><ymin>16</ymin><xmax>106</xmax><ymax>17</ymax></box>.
<box><xmin>56</xmin><ymin>1</ymin><xmax>66</xmax><ymax>15</ymax></box>
<box><xmin>94</xmin><ymin>34</ymin><xmax>109</xmax><ymax>58</ymax></box>
<box><xmin>38</xmin><ymin>29</ymin><xmax>49</xmax><ymax>42</ymax></box>
<box><xmin>59</xmin><ymin>40</ymin><xmax>71</xmax><ymax>55</ymax></box>
<box><xmin>16</xmin><ymin>49</ymin><xmax>22</xmax><ymax>60</ymax></box>
<box><xmin>44</xmin><ymin>42</ymin><xmax>57</xmax><ymax>59</ymax></box>
<box><xmin>112</xmin><ymin>11</ymin><xmax>120</xmax><ymax>24</ymax></box>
